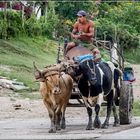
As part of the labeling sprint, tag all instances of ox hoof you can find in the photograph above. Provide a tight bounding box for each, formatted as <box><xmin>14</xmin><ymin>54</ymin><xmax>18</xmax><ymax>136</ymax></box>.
<box><xmin>48</xmin><ymin>129</ymin><xmax>56</xmax><ymax>133</ymax></box>
<box><xmin>56</xmin><ymin>127</ymin><xmax>61</xmax><ymax>131</ymax></box>
<box><xmin>94</xmin><ymin>124</ymin><xmax>101</xmax><ymax>128</ymax></box>
<box><xmin>86</xmin><ymin>125</ymin><xmax>94</xmax><ymax>130</ymax></box>
<box><xmin>94</xmin><ymin>121</ymin><xmax>101</xmax><ymax>128</ymax></box>
<box><xmin>61</xmin><ymin>119</ymin><xmax>66</xmax><ymax>129</ymax></box>
<box><xmin>101</xmin><ymin>124</ymin><xmax>109</xmax><ymax>129</ymax></box>
<box><xmin>113</xmin><ymin>122</ymin><xmax>120</xmax><ymax>127</ymax></box>
<box><xmin>61</xmin><ymin>124</ymin><xmax>66</xmax><ymax>129</ymax></box>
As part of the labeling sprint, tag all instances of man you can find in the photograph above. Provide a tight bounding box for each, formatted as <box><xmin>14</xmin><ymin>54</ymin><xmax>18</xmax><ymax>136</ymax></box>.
<box><xmin>66</xmin><ymin>10</ymin><xmax>95</xmax><ymax>53</ymax></box>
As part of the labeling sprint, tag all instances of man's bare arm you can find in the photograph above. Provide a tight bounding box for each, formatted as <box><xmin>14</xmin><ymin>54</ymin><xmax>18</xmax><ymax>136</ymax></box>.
<box><xmin>71</xmin><ymin>23</ymin><xmax>80</xmax><ymax>39</ymax></box>
<box><xmin>81</xmin><ymin>23</ymin><xmax>94</xmax><ymax>37</ymax></box>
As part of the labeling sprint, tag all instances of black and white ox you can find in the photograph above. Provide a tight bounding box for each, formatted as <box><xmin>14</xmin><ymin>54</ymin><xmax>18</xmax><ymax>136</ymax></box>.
<box><xmin>65</xmin><ymin>58</ymin><xmax>121</xmax><ymax>130</ymax></box>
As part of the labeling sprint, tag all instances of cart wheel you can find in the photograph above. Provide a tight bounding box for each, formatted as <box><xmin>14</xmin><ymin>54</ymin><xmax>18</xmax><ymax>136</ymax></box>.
<box><xmin>119</xmin><ymin>81</ymin><xmax>133</xmax><ymax>125</ymax></box>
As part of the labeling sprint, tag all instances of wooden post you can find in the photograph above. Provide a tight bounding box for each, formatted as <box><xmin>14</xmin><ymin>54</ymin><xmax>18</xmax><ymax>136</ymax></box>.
<box><xmin>21</xmin><ymin>3</ymin><xmax>24</xmax><ymax>28</ymax></box>
<box><xmin>4</xmin><ymin>2</ymin><xmax>7</xmax><ymax>39</ymax></box>
<box><xmin>44</xmin><ymin>0</ymin><xmax>48</xmax><ymax>23</ymax></box>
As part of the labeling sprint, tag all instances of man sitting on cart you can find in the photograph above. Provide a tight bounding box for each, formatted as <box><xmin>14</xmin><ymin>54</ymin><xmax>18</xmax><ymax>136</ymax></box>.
<box><xmin>65</xmin><ymin>10</ymin><xmax>95</xmax><ymax>53</ymax></box>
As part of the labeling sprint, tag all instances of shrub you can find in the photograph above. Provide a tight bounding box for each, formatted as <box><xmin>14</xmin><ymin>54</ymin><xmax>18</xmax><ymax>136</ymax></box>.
<box><xmin>24</xmin><ymin>14</ymin><xmax>42</xmax><ymax>37</ymax></box>
<box><xmin>0</xmin><ymin>10</ymin><xmax>22</xmax><ymax>39</ymax></box>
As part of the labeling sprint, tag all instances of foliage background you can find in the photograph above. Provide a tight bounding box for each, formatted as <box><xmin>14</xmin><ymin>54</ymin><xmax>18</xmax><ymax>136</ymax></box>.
<box><xmin>0</xmin><ymin>1</ymin><xmax>139</xmax><ymax>49</ymax></box>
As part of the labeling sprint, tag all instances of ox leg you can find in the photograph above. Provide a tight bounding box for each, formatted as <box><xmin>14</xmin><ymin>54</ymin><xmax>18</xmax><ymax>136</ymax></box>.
<box><xmin>94</xmin><ymin>94</ymin><xmax>103</xmax><ymax>128</ymax></box>
<box><xmin>55</xmin><ymin>107</ymin><xmax>62</xmax><ymax>131</ymax></box>
<box><xmin>112</xmin><ymin>101</ymin><xmax>119</xmax><ymax>127</ymax></box>
<box><xmin>102</xmin><ymin>90</ymin><xmax>113</xmax><ymax>129</ymax></box>
<box><xmin>78</xmin><ymin>79</ymin><xmax>94</xmax><ymax>130</ymax></box>
<box><xmin>61</xmin><ymin>113</ymin><xmax>66</xmax><ymax>129</ymax></box>
<box><xmin>82</xmin><ymin>96</ymin><xmax>94</xmax><ymax>130</ymax></box>
<box><xmin>86</xmin><ymin>106</ymin><xmax>94</xmax><ymax>130</ymax></box>
<box><xmin>82</xmin><ymin>97</ymin><xmax>94</xmax><ymax>130</ymax></box>
<box><xmin>113</xmin><ymin>69</ymin><xmax>120</xmax><ymax>126</ymax></box>
<box><xmin>56</xmin><ymin>114</ymin><xmax>61</xmax><ymax>130</ymax></box>
<box><xmin>94</xmin><ymin>104</ymin><xmax>101</xmax><ymax>128</ymax></box>
<box><xmin>49</xmin><ymin>113</ymin><xmax>56</xmax><ymax>133</ymax></box>
<box><xmin>60</xmin><ymin>105</ymin><xmax>66</xmax><ymax>129</ymax></box>
<box><xmin>43</xmin><ymin>99</ymin><xmax>56</xmax><ymax>133</ymax></box>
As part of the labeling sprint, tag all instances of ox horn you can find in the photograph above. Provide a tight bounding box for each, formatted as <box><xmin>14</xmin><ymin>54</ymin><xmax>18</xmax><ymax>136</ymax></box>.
<box><xmin>41</xmin><ymin>64</ymin><xmax>62</xmax><ymax>75</ymax></box>
<box><xmin>33</xmin><ymin>61</ymin><xmax>43</xmax><ymax>81</ymax></box>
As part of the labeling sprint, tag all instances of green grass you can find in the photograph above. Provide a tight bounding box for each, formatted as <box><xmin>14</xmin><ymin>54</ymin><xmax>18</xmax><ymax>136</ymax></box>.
<box><xmin>132</xmin><ymin>101</ymin><xmax>140</xmax><ymax>116</ymax></box>
<box><xmin>0</xmin><ymin>36</ymin><xmax>58</xmax><ymax>91</ymax></box>
<box><xmin>124</xmin><ymin>47</ymin><xmax>140</xmax><ymax>64</ymax></box>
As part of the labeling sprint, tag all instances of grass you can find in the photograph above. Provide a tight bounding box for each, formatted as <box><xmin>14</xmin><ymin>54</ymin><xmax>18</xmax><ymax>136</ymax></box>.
<box><xmin>133</xmin><ymin>101</ymin><xmax>140</xmax><ymax>116</ymax></box>
<box><xmin>0</xmin><ymin>36</ymin><xmax>59</xmax><ymax>91</ymax></box>
<box><xmin>124</xmin><ymin>47</ymin><xmax>140</xmax><ymax>64</ymax></box>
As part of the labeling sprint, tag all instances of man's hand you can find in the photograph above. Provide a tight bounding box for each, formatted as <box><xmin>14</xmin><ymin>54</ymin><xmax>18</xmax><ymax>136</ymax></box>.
<box><xmin>80</xmin><ymin>32</ymin><xmax>87</xmax><ymax>36</ymax></box>
<box><xmin>72</xmin><ymin>34</ymin><xmax>80</xmax><ymax>40</ymax></box>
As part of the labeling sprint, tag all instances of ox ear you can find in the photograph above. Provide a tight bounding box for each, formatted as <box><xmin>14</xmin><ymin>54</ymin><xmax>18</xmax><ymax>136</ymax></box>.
<box><xmin>33</xmin><ymin>62</ymin><xmax>44</xmax><ymax>81</ymax></box>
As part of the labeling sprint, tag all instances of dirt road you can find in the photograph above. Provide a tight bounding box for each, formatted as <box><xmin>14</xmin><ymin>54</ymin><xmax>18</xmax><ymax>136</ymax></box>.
<box><xmin>0</xmin><ymin>64</ymin><xmax>140</xmax><ymax>139</ymax></box>
<box><xmin>0</xmin><ymin>117</ymin><xmax>140</xmax><ymax>139</ymax></box>
<box><xmin>131</xmin><ymin>64</ymin><xmax>140</xmax><ymax>100</ymax></box>
<box><xmin>1</xmin><ymin>95</ymin><xmax>140</xmax><ymax>139</ymax></box>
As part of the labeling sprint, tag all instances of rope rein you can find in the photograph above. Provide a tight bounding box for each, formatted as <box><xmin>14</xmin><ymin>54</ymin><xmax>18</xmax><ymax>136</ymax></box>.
<box><xmin>86</xmin><ymin>60</ymin><xmax>96</xmax><ymax>77</ymax></box>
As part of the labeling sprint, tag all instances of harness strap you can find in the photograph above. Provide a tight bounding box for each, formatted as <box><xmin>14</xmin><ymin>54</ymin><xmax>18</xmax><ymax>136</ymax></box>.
<box><xmin>73</xmin><ymin>54</ymin><xmax>94</xmax><ymax>63</ymax></box>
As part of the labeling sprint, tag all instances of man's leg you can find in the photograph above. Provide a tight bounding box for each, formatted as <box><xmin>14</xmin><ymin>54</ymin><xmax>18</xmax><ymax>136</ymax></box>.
<box><xmin>65</xmin><ymin>42</ymin><xmax>76</xmax><ymax>54</ymax></box>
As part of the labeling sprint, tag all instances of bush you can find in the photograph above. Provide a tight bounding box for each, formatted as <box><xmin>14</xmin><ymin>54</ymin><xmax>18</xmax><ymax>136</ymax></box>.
<box><xmin>94</xmin><ymin>17</ymin><xmax>139</xmax><ymax>49</ymax></box>
<box><xmin>93</xmin><ymin>2</ymin><xmax>140</xmax><ymax>50</ymax></box>
<box><xmin>0</xmin><ymin>10</ymin><xmax>23</xmax><ymax>39</ymax></box>
<box><xmin>24</xmin><ymin>14</ymin><xmax>42</xmax><ymax>37</ymax></box>
<box><xmin>0</xmin><ymin>9</ymin><xmax>60</xmax><ymax>38</ymax></box>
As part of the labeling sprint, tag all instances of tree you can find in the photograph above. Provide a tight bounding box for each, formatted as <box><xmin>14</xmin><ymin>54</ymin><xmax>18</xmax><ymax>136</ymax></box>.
<box><xmin>94</xmin><ymin>1</ymin><xmax>140</xmax><ymax>48</ymax></box>
<box><xmin>55</xmin><ymin>0</ymin><xmax>96</xmax><ymax>20</ymax></box>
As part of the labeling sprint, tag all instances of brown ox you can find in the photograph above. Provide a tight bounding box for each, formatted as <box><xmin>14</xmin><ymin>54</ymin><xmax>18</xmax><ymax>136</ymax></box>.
<box><xmin>34</xmin><ymin>63</ymin><xmax>73</xmax><ymax>133</ymax></box>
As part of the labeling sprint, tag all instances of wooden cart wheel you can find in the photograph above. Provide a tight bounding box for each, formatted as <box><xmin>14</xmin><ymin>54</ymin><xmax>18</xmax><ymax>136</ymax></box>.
<box><xmin>119</xmin><ymin>81</ymin><xmax>133</xmax><ymax>125</ymax></box>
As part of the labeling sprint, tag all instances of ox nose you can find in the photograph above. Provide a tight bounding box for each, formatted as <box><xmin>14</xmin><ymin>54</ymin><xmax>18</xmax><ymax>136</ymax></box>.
<box><xmin>90</xmin><ymin>77</ymin><xmax>97</xmax><ymax>85</ymax></box>
<box><xmin>53</xmin><ymin>87</ymin><xmax>61</xmax><ymax>95</ymax></box>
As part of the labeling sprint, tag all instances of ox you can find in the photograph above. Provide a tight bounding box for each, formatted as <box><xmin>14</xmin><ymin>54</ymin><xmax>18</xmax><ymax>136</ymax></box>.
<box><xmin>63</xmin><ymin>46</ymin><xmax>121</xmax><ymax>130</ymax></box>
<box><xmin>34</xmin><ymin>63</ymin><xmax>73</xmax><ymax>133</ymax></box>
<box><xmin>78</xmin><ymin>59</ymin><xmax>121</xmax><ymax>129</ymax></box>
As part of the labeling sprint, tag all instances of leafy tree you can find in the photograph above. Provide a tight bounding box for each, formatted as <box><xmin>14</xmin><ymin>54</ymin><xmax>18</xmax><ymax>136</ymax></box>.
<box><xmin>55</xmin><ymin>0</ymin><xmax>95</xmax><ymax>20</ymax></box>
<box><xmin>94</xmin><ymin>2</ymin><xmax>140</xmax><ymax>48</ymax></box>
